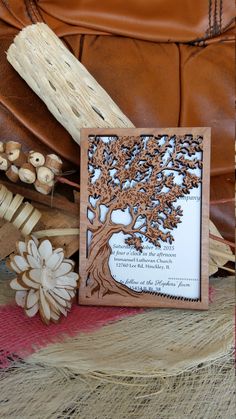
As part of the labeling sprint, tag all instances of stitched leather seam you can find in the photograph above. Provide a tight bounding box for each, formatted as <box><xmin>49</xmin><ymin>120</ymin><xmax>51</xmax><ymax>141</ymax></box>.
<box><xmin>220</xmin><ymin>0</ymin><xmax>223</xmax><ymax>32</ymax></box>
<box><xmin>29</xmin><ymin>0</ymin><xmax>45</xmax><ymax>23</ymax></box>
<box><xmin>213</xmin><ymin>0</ymin><xmax>222</xmax><ymax>35</ymax></box>
<box><xmin>207</xmin><ymin>0</ymin><xmax>222</xmax><ymax>37</ymax></box>
<box><xmin>208</xmin><ymin>0</ymin><xmax>213</xmax><ymax>35</ymax></box>
<box><xmin>213</xmin><ymin>0</ymin><xmax>218</xmax><ymax>31</ymax></box>
<box><xmin>195</xmin><ymin>14</ymin><xmax>235</xmax><ymax>46</ymax></box>
<box><xmin>23</xmin><ymin>0</ymin><xmax>43</xmax><ymax>23</ymax></box>
<box><xmin>28</xmin><ymin>0</ymin><xmax>39</xmax><ymax>22</ymax></box>
<box><xmin>214</xmin><ymin>0</ymin><xmax>218</xmax><ymax>33</ymax></box>
<box><xmin>23</xmin><ymin>0</ymin><xmax>34</xmax><ymax>23</ymax></box>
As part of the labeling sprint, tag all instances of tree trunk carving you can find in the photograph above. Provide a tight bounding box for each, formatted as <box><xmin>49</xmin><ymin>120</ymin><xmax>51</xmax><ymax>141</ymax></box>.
<box><xmin>86</xmin><ymin>226</ymin><xmax>139</xmax><ymax>298</ymax></box>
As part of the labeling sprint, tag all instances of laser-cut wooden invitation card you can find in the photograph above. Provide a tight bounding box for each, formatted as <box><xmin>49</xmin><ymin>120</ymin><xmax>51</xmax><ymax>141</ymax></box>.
<box><xmin>79</xmin><ymin>128</ymin><xmax>211</xmax><ymax>310</ymax></box>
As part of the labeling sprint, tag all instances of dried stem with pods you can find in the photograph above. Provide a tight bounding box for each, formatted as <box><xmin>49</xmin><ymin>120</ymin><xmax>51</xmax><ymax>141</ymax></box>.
<box><xmin>86</xmin><ymin>134</ymin><xmax>203</xmax><ymax>298</ymax></box>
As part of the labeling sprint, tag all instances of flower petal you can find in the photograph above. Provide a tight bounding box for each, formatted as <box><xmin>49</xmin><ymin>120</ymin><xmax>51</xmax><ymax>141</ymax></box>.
<box><xmin>32</xmin><ymin>235</ymin><xmax>39</xmax><ymax>247</ymax></box>
<box><xmin>49</xmin><ymin>290</ymin><xmax>67</xmax><ymax>307</ymax></box>
<box><xmin>56</xmin><ymin>284</ymin><xmax>75</xmax><ymax>291</ymax></box>
<box><xmin>67</xmin><ymin>272</ymin><xmax>79</xmax><ymax>281</ymax></box>
<box><xmin>25</xmin><ymin>303</ymin><xmax>39</xmax><ymax>318</ymax></box>
<box><xmin>50</xmin><ymin>310</ymin><xmax>60</xmax><ymax>322</ymax></box>
<box><xmin>27</xmin><ymin>255</ymin><xmax>41</xmax><ymax>269</ymax></box>
<box><xmin>9</xmin><ymin>259</ymin><xmax>21</xmax><ymax>274</ymax></box>
<box><xmin>65</xmin><ymin>301</ymin><xmax>72</xmax><ymax>310</ymax></box>
<box><xmin>26</xmin><ymin>289</ymin><xmax>39</xmax><ymax>309</ymax></box>
<box><xmin>67</xmin><ymin>290</ymin><xmax>76</xmax><ymax>298</ymax></box>
<box><xmin>39</xmin><ymin>288</ymin><xmax>51</xmax><ymax>321</ymax></box>
<box><xmin>46</xmin><ymin>251</ymin><xmax>63</xmax><ymax>271</ymax></box>
<box><xmin>53</xmin><ymin>287</ymin><xmax>71</xmax><ymax>301</ymax></box>
<box><xmin>54</xmin><ymin>303</ymin><xmax>67</xmax><ymax>317</ymax></box>
<box><xmin>12</xmin><ymin>255</ymin><xmax>29</xmax><ymax>272</ymax></box>
<box><xmin>38</xmin><ymin>239</ymin><xmax>52</xmax><ymax>261</ymax></box>
<box><xmin>54</xmin><ymin>262</ymin><xmax>72</xmax><ymax>278</ymax></box>
<box><xmin>28</xmin><ymin>269</ymin><xmax>41</xmax><ymax>283</ymax></box>
<box><xmin>16</xmin><ymin>241</ymin><xmax>27</xmax><ymax>256</ymax></box>
<box><xmin>44</xmin><ymin>291</ymin><xmax>64</xmax><ymax>317</ymax></box>
<box><xmin>63</xmin><ymin>259</ymin><xmax>75</xmax><ymax>267</ymax></box>
<box><xmin>54</xmin><ymin>252</ymin><xmax>65</xmax><ymax>271</ymax></box>
<box><xmin>56</xmin><ymin>276</ymin><xmax>77</xmax><ymax>287</ymax></box>
<box><xmin>22</xmin><ymin>273</ymin><xmax>39</xmax><ymax>289</ymax></box>
<box><xmin>15</xmin><ymin>290</ymin><xmax>27</xmax><ymax>307</ymax></box>
<box><xmin>54</xmin><ymin>248</ymin><xmax>64</xmax><ymax>256</ymax></box>
<box><xmin>27</xmin><ymin>239</ymin><xmax>40</xmax><ymax>261</ymax></box>
<box><xmin>10</xmin><ymin>278</ymin><xmax>28</xmax><ymax>291</ymax></box>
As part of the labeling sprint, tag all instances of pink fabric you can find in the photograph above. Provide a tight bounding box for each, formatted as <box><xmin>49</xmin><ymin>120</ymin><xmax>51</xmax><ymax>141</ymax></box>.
<box><xmin>0</xmin><ymin>304</ymin><xmax>143</xmax><ymax>368</ymax></box>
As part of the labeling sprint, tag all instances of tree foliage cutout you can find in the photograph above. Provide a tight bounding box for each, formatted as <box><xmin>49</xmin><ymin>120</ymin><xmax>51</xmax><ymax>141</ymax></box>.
<box><xmin>86</xmin><ymin>134</ymin><xmax>203</xmax><ymax>298</ymax></box>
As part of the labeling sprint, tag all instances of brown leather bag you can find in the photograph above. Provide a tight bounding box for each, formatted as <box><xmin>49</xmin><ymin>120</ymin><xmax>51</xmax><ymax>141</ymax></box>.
<box><xmin>0</xmin><ymin>0</ymin><xmax>235</xmax><ymax>241</ymax></box>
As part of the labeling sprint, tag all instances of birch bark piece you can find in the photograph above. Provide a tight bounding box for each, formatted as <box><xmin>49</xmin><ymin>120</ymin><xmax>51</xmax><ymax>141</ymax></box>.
<box><xmin>7</xmin><ymin>23</ymin><xmax>134</xmax><ymax>146</ymax></box>
<box><xmin>6</xmin><ymin>165</ymin><xmax>19</xmax><ymax>183</ymax></box>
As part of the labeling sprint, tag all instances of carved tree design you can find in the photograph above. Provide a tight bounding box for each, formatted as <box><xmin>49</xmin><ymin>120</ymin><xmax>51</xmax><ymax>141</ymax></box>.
<box><xmin>86</xmin><ymin>134</ymin><xmax>203</xmax><ymax>298</ymax></box>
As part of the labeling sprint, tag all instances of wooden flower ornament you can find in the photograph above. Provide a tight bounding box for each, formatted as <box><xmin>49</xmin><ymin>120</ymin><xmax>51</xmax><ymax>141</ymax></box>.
<box><xmin>9</xmin><ymin>236</ymin><xmax>79</xmax><ymax>324</ymax></box>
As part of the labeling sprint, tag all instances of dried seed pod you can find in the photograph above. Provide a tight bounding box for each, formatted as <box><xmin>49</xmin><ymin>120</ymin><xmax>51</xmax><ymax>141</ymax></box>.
<box><xmin>37</xmin><ymin>166</ymin><xmax>54</xmax><ymax>184</ymax></box>
<box><xmin>14</xmin><ymin>153</ymin><xmax>27</xmax><ymax>167</ymax></box>
<box><xmin>6</xmin><ymin>165</ymin><xmax>19</xmax><ymax>183</ymax></box>
<box><xmin>19</xmin><ymin>163</ymin><xmax>36</xmax><ymax>184</ymax></box>
<box><xmin>5</xmin><ymin>141</ymin><xmax>21</xmax><ymax>161</ymax></box>
<box><xmin>45</xmin><ymin>154</ymin><xmax>63</xmax><ymax>175</ymax></box>
<box><xmin>5</xmin><ymin>141</ymin><xmax>21</xmax><ymax>153</ymax></box>
<box><xmin>28</xmin><ymin>151</ymin><xmax>45</xmax><ymax>168</ymax></box>
<box><xmin>0</xmin><ymin>141</ymin><xmax>5</xmax><ymax>153</ymax></box>
<box><xmin>34</xmin><ymin>179</ymin><xmax>54</xmax><ymax>195</ymax></box>
<box><xmin>0</xmin><ymin>153</ymin><xmax>11</xmax><ymax>171</ymax></box>
<box><xmin>5</xmin><ymin>141</ymin><xmax>27</xmax><ymax>166</ymax></box>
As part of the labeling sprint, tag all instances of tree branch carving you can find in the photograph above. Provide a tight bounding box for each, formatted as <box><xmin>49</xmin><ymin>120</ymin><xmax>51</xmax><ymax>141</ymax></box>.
<box><xmin>86</xmin><ymin>134</ymin><xmax>203</xmax><ymax>298</ymax></box>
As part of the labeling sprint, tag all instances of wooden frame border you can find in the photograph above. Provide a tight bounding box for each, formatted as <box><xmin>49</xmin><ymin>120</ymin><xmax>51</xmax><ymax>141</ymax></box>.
<box><xmin>79</xmin><ymin>128</ymin><xmax>211</xmax><ymax>310</ymax></box>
